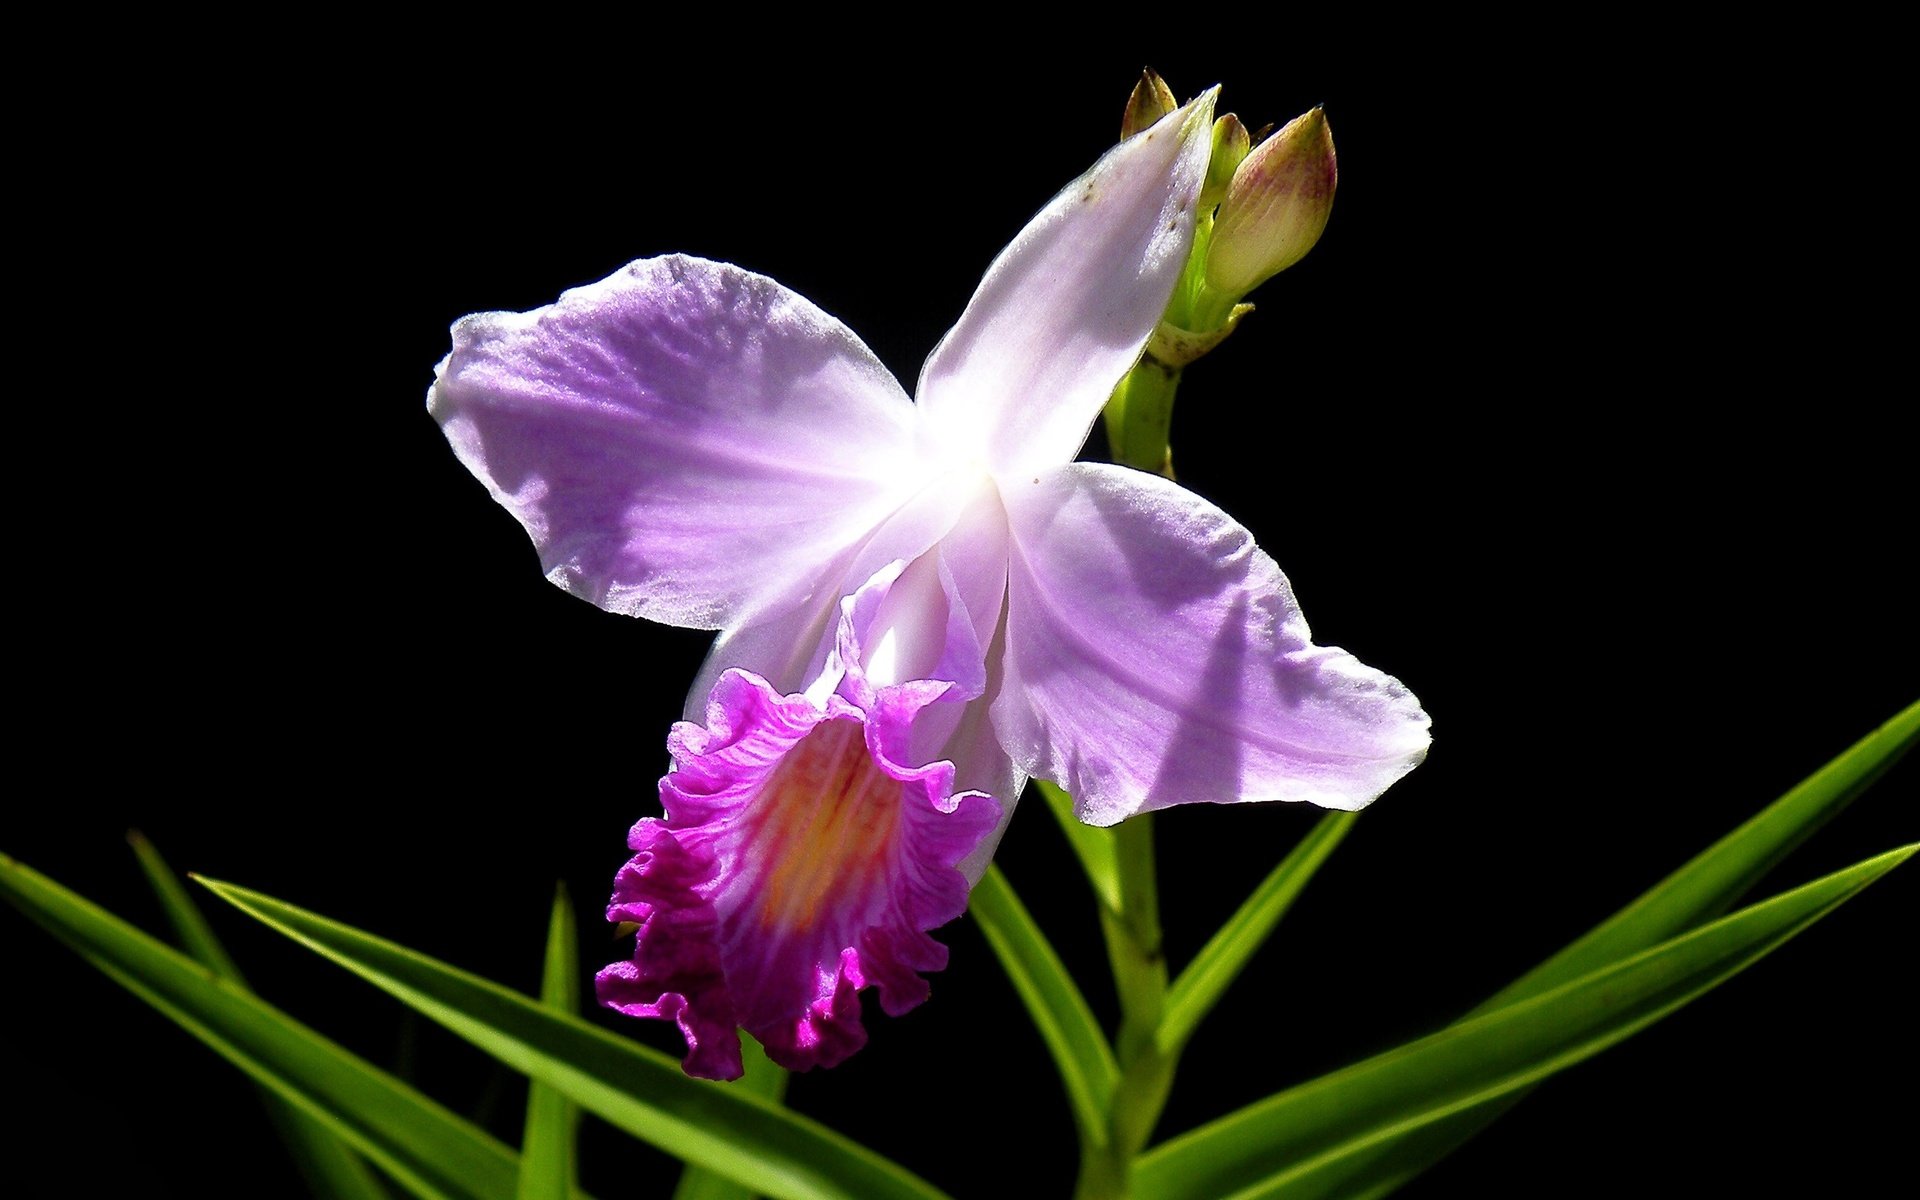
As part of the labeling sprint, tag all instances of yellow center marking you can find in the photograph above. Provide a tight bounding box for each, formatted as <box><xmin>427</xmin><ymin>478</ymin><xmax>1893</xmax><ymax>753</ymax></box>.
<box><xmin>747</xmin><ymin>718</ymin><xmax>901</xmax><ymax>932</ymax></box>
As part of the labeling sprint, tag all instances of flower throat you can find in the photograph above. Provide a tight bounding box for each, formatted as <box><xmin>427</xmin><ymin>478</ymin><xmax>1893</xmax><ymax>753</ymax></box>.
<box><xmin>742</xmin><ymin>717</ymin><xmax>901</xmax><ymax>933</ymax></box>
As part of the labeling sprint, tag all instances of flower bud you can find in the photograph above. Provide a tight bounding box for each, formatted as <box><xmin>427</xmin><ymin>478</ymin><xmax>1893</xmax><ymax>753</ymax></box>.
<box><xmin>1204</xmin><ymin>106</ymin><xmax>1337</xmax><ymax>295</ymax></box>
<box><xmin>1120</xmin><ymin>67</ymin><xmax>1177</xmax><ymax>140</ymax></box>
<box><xmin>1201</xmin><ymin>113</ymin><xmax>1252</xmax><ymax>211</ymax></box>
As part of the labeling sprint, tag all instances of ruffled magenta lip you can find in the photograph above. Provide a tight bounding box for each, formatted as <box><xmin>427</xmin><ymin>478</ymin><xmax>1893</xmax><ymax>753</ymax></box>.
<box><xmin>597</xmin><ymin>667</ymin><xmax>1000</xmax><ymax>1080</ymax></box>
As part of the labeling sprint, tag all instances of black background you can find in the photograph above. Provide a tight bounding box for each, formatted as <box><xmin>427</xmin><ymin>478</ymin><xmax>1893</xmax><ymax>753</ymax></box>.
<box><xmin>6</xmin><ymin>28</ymin><xmax>1913</xmax><ymax>1200</ymax></box>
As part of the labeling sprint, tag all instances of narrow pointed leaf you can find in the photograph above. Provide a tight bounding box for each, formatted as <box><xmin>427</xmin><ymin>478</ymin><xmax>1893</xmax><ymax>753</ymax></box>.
<box><xmin>1486</xmin><ymin>697</ymin><xmax>1917</xmax><ymax>1007</ymax></box>
<box><xmin>1265</xmin><ymin>697</ymin><xmax>1920</xmax><ymax>1198</ymax></box>
<box><xmin>130</xmin><ymin>833</ymin><xmax>392</xmax><ymax>1200</ymax></box>
<box><xmin>1133</xmin><ymin>844</ymin><xmax>1913</xmax><ymax>1200</ymax></box>
<box><xmin>1157</xmin><ymin>811</ymin><xmax>1354</xmax><ymax>1055</ymax></box>
<box><xmin>969</xmin><ymin>864</ymin><xmax>1119</xmax><ymax>1144</ymax></box>
<box><xmin>0</xmin><ymin>853</ymin><xmax>520</xmax><ymax>1200</ymax></box>
<box><xmin>1036</xmin><ymin>780</ymin><xmax>1121</xmax><ymax>912</ymax></box>
<box><xmin>672</xmin><ymin>1036</ymin><xmax>791</xmax><ymax>1200</ymax></box>
<box><xmin>130</xmin><ymin>831</ymin><xmax>247</xmax><ymax>978</ymax></box>
<box><xmin>197</xmin><ymin>877</ymin><xmax>951</xmax><ymax>1200</ymax></box>
<box><xmin>518</xmin><ymin>885</ymin><xmax>580</xmax><ymax>1200</ymax></box>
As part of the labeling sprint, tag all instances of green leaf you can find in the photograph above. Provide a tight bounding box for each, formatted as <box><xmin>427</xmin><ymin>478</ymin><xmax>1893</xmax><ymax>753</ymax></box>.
<box><xmin>518</xmin><ymin>885</ymin><xmax>580</xmax><ymax>1200</ymax></box>
<box><xmin>0</xmin><ymin>852</ymin><xmax>520</xmax><ymax>1200</ymax></box>
<box><xmin>672</xmin><ymin>1037</ymin><xmax>791</xmax><ymax>1200</ymax></box>
<box><xmin>1267</xmin><ymin>696</ymin><xmax>1920</xmax><ymax>1199</ymax></box>
<box><xmin>968</xmin><ymin>864</ymin><xmax>1119</xmax><ymax>1144</ymax></box>
<box><xmin>129</xmin><ymin>832</ymin><xmax>392</xmax><ymax>1200</ymax></box>
<box><xmin>129</xmin><ymin>831</ymin><xmax>248</xmax><ymax>979</ymax></box>
<box><xmin>1133</xmin><ymin>843</ymin><xmax>1913</xmax><ymax>1200</ymax></box>
<box><xmin>1037</xmin><ymin>780</ymin><xmax>1121</xmax><ymax>912</ymax></box>
<box><xmin>1156</xmin><ymin>811</ymin><xmax>1354</xmax><ymax>1056</ymax></box>
<box><xmin>197</xmin><ymin>877</ymin><xmax>952</xmax><ymax>1200</ymax></box>
<box><xmin>1487</xmin><ymin>697</ymin><xmax>1917</xmax><ymax>1008</ymax></box>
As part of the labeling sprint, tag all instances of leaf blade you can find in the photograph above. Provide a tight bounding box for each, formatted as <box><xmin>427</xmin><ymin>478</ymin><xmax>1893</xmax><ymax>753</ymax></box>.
<box><xmin>0</xmin><ymin>852</ymin><xmax>521</xmax><ymax>1200</ymax></box>
<box><xmin>517</xmin><ymin>885</ymin><xmax>581</xmax><ymax>1200</ymax></box>
<box><xmin>1036</xmin><ymin>780</ymin><xmax>1121</xmax><ymax>912</ymax></box>
<box><xmin>1133</xmin><ymin>843</ymin><xmax>1913</xmax><ymax>1200</ymax></box>
<box><xmin>130</xmin><ymin>830</ymin><xmax>247</xmax><ymax>979</ymax></box>
<box><xmin>968</xmin><ymin>864</ymin><xmax>1119</xmax><ymax>1145</ymax></box>
<box><xmin>1265</xmin><ymin>697</ymin><xmax>1920</xmax><ymax>1198</ymax></box>
<box><xmin>1486</xmin><ymin>696</ymin><xmax>1918</xmax><ymax>1010</ymax></box>
<box><xmin>129</xmin><ymin>832</ymin><xmax>393</xmax><ymax>1200</ymax></box>
<box><xmin>1157</xmin><ymin>811</ymin><xmax>1355</xmax><ymax>1055</ymax></box>
<box><xmin>672</xmin><ymin>1035</ymin><xmax>792</xmax><ymax>1200</ymax></box>
<box><xmin>197</xmin><ymin>876</ymin><xmax>952</xmax><ymax>1200</ymax></box>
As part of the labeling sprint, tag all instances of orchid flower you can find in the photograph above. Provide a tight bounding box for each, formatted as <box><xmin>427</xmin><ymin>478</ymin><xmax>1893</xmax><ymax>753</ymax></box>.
<box><xmin>428</xmin><ymin>90</ymin><xmax>1430</xmax><ymax>1078</ymax></box>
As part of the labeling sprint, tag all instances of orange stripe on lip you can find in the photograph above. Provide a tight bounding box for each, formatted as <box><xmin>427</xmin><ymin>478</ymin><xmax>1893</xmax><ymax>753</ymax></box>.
<box><xmin>744</xmin><ymin>717</ymin><xmax>902</xmax><ymax>933</ymax></box>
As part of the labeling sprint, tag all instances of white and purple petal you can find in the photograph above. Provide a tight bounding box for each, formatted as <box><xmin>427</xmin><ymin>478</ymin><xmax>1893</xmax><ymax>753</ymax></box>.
<box><xmin>915</xmin><ymin>92</ymin><xmax>1218</xmax><ymax>479</ymax></box>
<box><xmin>681</xmin><ymin>462</ymin><xmax>1005</xmax><ymax>717</ymax></box>
<box><xmin>597</xmin><ymin>669</ymin><xmax>1000</xmax><ymax>1079</ymax></box>
<box><xmin>995</xmin><ymin>464</ymin><xmax>1430</xmax><ymax>827</ymax></box>
<box><xmin>827</xmin><ymin>486</ymin><xmax>1023</xmax><ymax>878</ymax></box>
<box><xmin>431</xmin><ymin>255</ymin><xmax>924</xmax><ymax>629</ymax></box>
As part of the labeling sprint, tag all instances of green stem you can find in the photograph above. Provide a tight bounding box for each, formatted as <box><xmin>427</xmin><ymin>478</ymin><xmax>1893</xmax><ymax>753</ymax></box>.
<box><xmin>1104</xmin><ymin>360</ymin><xmax>1183</xmax><ymax>478</ymax></box>
<box><xmin>1108</xmin><ymin>816</ymin><xmax>1165</xmax><ymax>1044</ymax></box>
<box><xmin>1080</xmin><ymin>245</ymin><xmax>1211</xmax><ymax>1189</ymax></box>
<box><xmin>1074</xmin><ymin>815</ymin><xmax>1176</xmax><ymax>1199</ymax></box>
<box><xmin>1102</xmin><ymin>208</ymin><xmax>1222</xmax><ymax>480</ymax></box>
